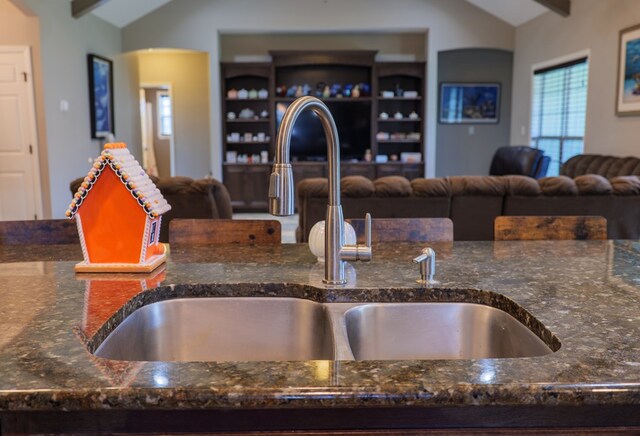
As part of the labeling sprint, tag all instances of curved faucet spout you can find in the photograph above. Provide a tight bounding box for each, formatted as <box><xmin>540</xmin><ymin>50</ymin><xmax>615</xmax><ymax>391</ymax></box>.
<box><xmin>273</xmin><ymin>96</ymin><xmax>341</xmax><ymax>206</ymax></box>
<box><xmin>269</xmin><ymin>96</ymin><xmax>371</xmax><ymax>285</ymax></box>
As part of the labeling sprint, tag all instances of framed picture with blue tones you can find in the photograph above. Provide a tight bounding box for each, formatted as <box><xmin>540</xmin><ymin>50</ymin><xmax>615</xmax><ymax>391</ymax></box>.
<box><xmin>616</xmin><ymin>23</ymin><xmax>640</xmax><ymax>116</ymax></box>
<box><xmin>87</xmin><ymin>54</ymin><xmax>114</xmax><ymax>138</ymax></box>
<box><xmin>439</xmin><ymin>83</ymin><xmax>500</xmax><ymax>124</ymax></box>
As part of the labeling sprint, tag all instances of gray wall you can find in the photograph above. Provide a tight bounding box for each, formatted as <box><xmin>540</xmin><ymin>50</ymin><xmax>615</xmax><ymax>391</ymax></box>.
<box><xmin>22</xmin><ymin>0</ymin><xmax>140</xmax><ymax>218</ymax></box>
<box><xmin>138</xmin><ymin>50</ymin><xmax>211</xmax><ymax>179</ymax></box>
<box><xmin>123</xmin><ymin>0</ymin><xmax>515</xmax><ymax>180</ymax></box>
<box><xmin>436</xmin><ymin>49</ymin><xmax>513</xmax><ymax>176</ymax></box>
<box><xmin>511</xmin><ymin>0</ymin><xmax>640</xmax><ymax>158</ymax></box>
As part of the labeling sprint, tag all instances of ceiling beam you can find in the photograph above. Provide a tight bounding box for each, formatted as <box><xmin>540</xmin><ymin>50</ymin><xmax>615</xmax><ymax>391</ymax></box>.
<box><xmin>71</xmin><ymin>0</ymin><xmax>110</xmax><ymax>19</ymax></box>
<box><xmin>534</xmin><ymin>0</ymin><xmax>570</xmax><ymax>17</ymax></box>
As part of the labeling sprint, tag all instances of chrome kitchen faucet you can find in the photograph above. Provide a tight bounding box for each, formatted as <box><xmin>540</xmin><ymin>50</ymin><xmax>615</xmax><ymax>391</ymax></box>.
<box><xmin>268</xmin><ymin>96</ymin><xmax>372</xmax><ymax>285</ymax></box>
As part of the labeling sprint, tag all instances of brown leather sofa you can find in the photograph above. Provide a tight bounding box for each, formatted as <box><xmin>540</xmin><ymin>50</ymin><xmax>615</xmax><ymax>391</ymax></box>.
<box><xmin>561</xmin><ymin>154</ymin><xmax>640</xmax><ymax>178</ymax></box>
<box><xmin>70</xmin><ymin>176</ymin><xmax>232</xmax><ymax>242</ymax></box>
<box><xmin>297</xmin><ymin>173</ymin><xmax>640</xmax><ymax>242</ymax></box>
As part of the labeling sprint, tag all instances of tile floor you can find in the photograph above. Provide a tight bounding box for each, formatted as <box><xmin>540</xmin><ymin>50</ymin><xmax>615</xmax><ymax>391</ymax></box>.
<box><xmin>232</xmin><ymin>212</ymin><xmax>299</xmax><ymax>243</ymax></box>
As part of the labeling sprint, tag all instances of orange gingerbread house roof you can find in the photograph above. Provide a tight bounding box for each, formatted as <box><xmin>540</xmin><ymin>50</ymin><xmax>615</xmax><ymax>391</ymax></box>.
<box><xmin>66</xmin><ymin>143</ymin><xmax>171</xmax><ymax>219</ymax></box>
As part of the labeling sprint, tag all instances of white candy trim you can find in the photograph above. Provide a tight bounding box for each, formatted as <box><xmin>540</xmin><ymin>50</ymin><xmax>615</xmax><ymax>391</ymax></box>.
<box><xmin>75</xmin><ymin>214</ymin><xmax>90</xmax><ymax>263</ymax></box>
<box><xmin>140</xmin><ymin>217</ymin><xmax>150</xmax><ymax>263</ymax></box>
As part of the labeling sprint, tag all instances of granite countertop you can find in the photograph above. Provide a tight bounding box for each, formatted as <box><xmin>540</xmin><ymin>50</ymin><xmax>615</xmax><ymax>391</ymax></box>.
<box><xmin>0</xmin><ymin>240</ymin><xmax>639</xmax><ymax>413</ymax></box>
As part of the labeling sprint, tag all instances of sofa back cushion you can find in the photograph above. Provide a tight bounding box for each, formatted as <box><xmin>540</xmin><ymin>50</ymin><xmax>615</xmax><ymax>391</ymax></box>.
<box><xmin>561</xmin><ymin>154</ymin><xmax>640</xmax><ymax>179</ymax></box>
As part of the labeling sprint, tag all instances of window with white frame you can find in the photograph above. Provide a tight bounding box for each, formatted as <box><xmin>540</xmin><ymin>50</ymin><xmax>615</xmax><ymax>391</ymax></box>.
<box><xmin>530</xmin><ymin>57</ymin><xmax>588</xmax><ymax>176</ymax></box>
<box><xmin>157</xmin><ymin>91</ymin><xmax>172</xmax><ymax>138</ymax></box>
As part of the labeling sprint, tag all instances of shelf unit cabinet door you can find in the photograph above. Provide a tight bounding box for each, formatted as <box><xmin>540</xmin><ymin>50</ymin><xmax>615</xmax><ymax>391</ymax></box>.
<box><xmin>292</xmin><ymin>163</ymin><xmax>326</xmax><ymax>188</ymax></box>
<box><xmin>341</xmin><ymin>163</ymin><xmax>376</xmax><ymax>179</ymax></box>
<box><xmin>376</xmin><ymin>163</ymin><xmax>423</xmax><ymax>180</ymax></box>
<box><xmin>244</xmin><ymin>165</ymin><xmax>271</xmax><ymax>210</ymax></box>
<box><xmin>223</xmin><ymin>164</ymin><xmax>271</xmax><ymax>211</ymax></box>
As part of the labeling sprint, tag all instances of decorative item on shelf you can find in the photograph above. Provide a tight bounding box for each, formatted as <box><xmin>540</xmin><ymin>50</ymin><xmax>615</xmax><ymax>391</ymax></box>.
<box><xmin>237</xmin><ymin>153</ymin><xmax>248</xmax><ymax>163</ymax></box>
<box><xmin>66</xmin><ymin>142</ymin><xmax>170</xmax><ymax>273</ymax></box>
<box><xmin>258</xmin><ymin>88</ymin><xmax>269</xmax><ymax>99</ymax></box>
<box><xmin>407</xmin><ymin>132</ymin><xmax>421</xmax><ymax>140</ymax></box>
<box><xmin>363</xmin><ymin>148</ymin><xmax>372</xmax><ymax>162</ymax></box>
<box><xmin>248</xmin><ymin>88</ymin><xmax>258</xmax><ymax>99</ymax></box>
<box><xmin>256</xmin><ymin>132</ymin><xmax>266</xmax><ymax>142</ymax></box>
<box><xmin>261</xmin><ymin>150</ymin><xmax>269</xmax><ymax>163</ymax></box>
<box><xmin>243</xmin><ymin>132</ymin><xmax>253</xmax><ymax>142</ymax></box>
<box><xmin>227</xmin><ymin>111</ymin><xmax>236</xmax><ymax>120</ymax></box>
<box><xmin>381</xmin><ymin>90</ymin><xmax>394</xmax><ymax>98</ymax></box>
<box><xmin>228</xmin><ymin>132</ymin><xmax>240</xmax><ymax>142</ymax></box>
<box><xmin>393</xmin><ymin>111</ymin><xmax>404</xmax><ymax>120</ymax></box>
<box><xmin>343</xmin><ymin>84</ymin><xmax>353</xmax><ymax>97</ymax></box>
<box><xmin>409</xmin><ymin>111</ymin><xmax>419</xmax><ymax>119</ymax></box>
<box><xmin>308</xmin><ymin>220</ymin><xmax>356</xmax><ymax>263</ymax></box>
<box><xmin>238</xmin><ymin>108</ymin><xmax>255</xmax><ymax>119</ymax></box>
<box><xmin>360</xmin><ymin>83</ymin><xmax>371</xmax><ymax>96</ymax></box>
<box><xmin>404</xmin><ymin>90</ymin><xmax>418</xmax><ymax>98</ymax></box>
<box><xmin>286</xmin><ymin>85</ymin><xmax>297</xmax><ymax>97</ymax></box>
<box><xmin>400</xmin><ymin>152</ymin><xmax>422</xmax><ymax>163</ymax></box>
<box><xmin>390</xmin><ymin>154</ymin><xmax>399</xmax><ymax>161</ymax></box>
<box><xmin>237</xmin><ymin>88</ymin><xmax>249</xmax><ymax>99</ymax></box>
<box><xmin>376</xmin><ymin>131</ymin><xmax>390</xmax><ymax>141</ymax></box>
<box><xmin>276</xmin><ymin>85</ymin><xmax>287</xmax><ymax>97</ymax></box>
<box><xmin>352</xmin><ymin>85</ymin><xmax>361</xmax><ymax>98</ymax></box>
<box><xmin>314</xmin><ymin>82</ymin><xmax>325</xmax><ymax>97</ymax></box>
<box><xmin>390</xmin><ymin>132</ymin><xmax>407</xmax><ymax>140</ymax></box>
<box><xmin>295</xmin><ymin>85</ymin><xmax>304</xmax><ymax>97</ymax></box>
<box><xmin>302</xmin><ymin>83</ymin><xmax>311</xmax><ymax>96</ymax></box>
<box><xmin>379</xmin><ymin>111</ymin><xmax>389</xmax><ymax>119</ymax></box>
<box><xmin>330</xmin><ymin>83</ymin><xmax>342</xmax><ymax>97</ymax></box>
<box><xmin>375</xmin><ymin>154</ymin><xmax>389</xmax><ymax>163</ymax></box>
<box><xmin>259</xmin><ymin>109</ymin><xmax>269</xmax><ymax>118</ymax></box>
<box><xmin>226</xmin><ymin>151</ymin><xmax>238</xmax><ymax>163</ymax></box>
<box><xmin>251</xmin><ymin>153</ymin><xmax>261</xmax><ymax>163</ymax></box>
<box><xmin>227</xmin><ymin>88</ymin><xmax>238</xmax><ymax>99</ymax></box>
<box><xmin>394</xmin><ymin>83</ymin><xmax>404</xmax><ymax>97</ymax></box>
<box><xmin>322</xmin><ymin>85</ymin><xmax>331</xmax><ymax>99</ymax></box>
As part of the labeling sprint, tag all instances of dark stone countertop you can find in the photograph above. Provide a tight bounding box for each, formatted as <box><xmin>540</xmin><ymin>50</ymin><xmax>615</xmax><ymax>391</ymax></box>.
<box><xmin>0</xmin><ymin>240</ymin><xmax>640</xmax><ymax>415</ymax></box>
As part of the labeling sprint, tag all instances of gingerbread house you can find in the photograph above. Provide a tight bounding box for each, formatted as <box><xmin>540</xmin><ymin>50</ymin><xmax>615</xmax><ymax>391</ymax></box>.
<box><xmin>66</xmin><ymin>142</ymin><xmax>171</xmax><ymax>272</ymax></box>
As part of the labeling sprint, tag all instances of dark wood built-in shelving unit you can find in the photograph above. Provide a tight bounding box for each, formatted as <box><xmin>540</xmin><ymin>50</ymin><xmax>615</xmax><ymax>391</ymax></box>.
<box><xmin>221</xmin><ymin>51</ymin><xmax>426</xmax><ymax>211</ymax></box>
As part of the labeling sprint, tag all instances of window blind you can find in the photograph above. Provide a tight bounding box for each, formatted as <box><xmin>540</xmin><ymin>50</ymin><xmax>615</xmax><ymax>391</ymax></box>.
<box><xmin>530</xmin><ymin>57</ymin><xmax>588</xmax><ymax>176</ymax></box>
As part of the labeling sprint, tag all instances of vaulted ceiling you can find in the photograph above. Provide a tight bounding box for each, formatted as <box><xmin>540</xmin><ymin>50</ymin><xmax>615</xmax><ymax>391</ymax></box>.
<box><xmin>85</xmin><ymin>0</ymin><xmax>554</xmax><ymax>29</ymax></box>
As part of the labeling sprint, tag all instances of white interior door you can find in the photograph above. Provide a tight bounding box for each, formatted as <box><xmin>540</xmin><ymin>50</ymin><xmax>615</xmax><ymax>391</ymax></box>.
<box><xmin>0</xmin><ymin>46</ymin><xmax>41</xmax><ymax>221</ymax></box>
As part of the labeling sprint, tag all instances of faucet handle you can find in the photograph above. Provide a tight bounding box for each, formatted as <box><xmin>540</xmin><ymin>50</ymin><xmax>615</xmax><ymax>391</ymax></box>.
<box><xmin>340</xmin><ymin>213</ymin><xmax>372</xmax><ymax>262</ymax></box>
<box><xmin>364</xmin><ymin>212</ymin><xmax>372</xmax><ymax>249</ymax></box>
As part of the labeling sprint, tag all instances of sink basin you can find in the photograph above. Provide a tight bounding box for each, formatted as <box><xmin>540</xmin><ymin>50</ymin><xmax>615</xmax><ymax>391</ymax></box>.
<box><xmin>94</xmin><ymin>297</ymin><xmax>334</xmax><ymax>361</ymax></box>
<box><xmin>93</xmin><ymin>296</ymin><xmax>557</xmax><ymax>362</ymax></box>
<box><xmin>344</xmin><ymin>303</ymin><xmax>554</xmax><ymax>360</ymax></box>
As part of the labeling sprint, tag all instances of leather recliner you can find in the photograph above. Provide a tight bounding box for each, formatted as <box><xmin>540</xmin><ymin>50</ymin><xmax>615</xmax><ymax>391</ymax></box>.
<box><xmin>489</xmin><ymin>145</ymin><xmax>550</xmax><ymax>179</ymax></box>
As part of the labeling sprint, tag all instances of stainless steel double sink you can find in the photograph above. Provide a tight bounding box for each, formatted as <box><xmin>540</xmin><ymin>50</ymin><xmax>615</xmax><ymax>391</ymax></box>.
<box><xmin>94</xmin><ymin>297</ymin><xmax>558</xmax><ymax>362</ymax></box>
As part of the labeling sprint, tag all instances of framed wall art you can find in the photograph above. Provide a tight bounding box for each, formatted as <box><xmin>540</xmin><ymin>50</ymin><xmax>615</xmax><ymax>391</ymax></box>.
<box><xmin>439</xmin><ymin>83</ymin><xmax>500</xmax><ymax>124</ymax></box>
<box><xmin>616</xmin><ymin>23</ymin><xmax>640</xmax><ymax>115</ymax></box>
<box><xmin>87</xmin><ymin>54</ymin><xmax>115</xmax><ymax>138</ymax></box>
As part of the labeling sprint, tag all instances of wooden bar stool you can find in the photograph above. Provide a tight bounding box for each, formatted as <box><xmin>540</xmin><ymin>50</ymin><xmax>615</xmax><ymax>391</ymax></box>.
<box><xmin>494</xmin><ymin>216</ymin><xmax>607</xmax><ymax>241</ymax></box>
<box><xmin>347</xmin><ymin>217</ymin><xmax>454</xmax><ymax>243</ymax></box>
<box><xmin>169</xmin><ymin>219</ymin><xmax>281</xmax><ymax>245</ymax></box>
<box><xmin>0</xmin><ymin>219</ymin><xmax>79</xmax><ymax>245</ymax></box>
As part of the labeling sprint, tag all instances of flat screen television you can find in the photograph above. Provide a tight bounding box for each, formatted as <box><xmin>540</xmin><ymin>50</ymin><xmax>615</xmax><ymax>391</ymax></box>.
<box><xmin>275</xmin><ymin>101</ymin><xmax>371</xmax><ymax>162</ymax></box>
